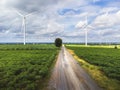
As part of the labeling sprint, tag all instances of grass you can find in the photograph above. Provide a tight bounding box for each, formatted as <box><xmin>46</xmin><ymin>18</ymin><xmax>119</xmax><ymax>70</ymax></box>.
<box><xmin>0</xmin><ymin>44</ymin><xmax>57</xmax><ymax>50</ymax></box>
<box><xmin>66</xmin><ymin>44</ymin><xmax>120</xmax><ymax>49</ymax></box>
<box><xmin>0</xmin><ymin>44</ymin><xmax>59</xmax><ymax>90</ymax></box>
<box><xmin>67</xmin><ymin>45</ymin><xmax>120</xmax><ymax>90</ymax></box>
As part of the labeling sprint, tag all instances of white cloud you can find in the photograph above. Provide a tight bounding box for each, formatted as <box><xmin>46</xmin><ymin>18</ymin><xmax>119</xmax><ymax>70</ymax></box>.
<box><xmin>92</xmin><ymin>10</ymin><xmax>120</xmax><ymax>29</ymax></box>
<box><xmin>34</xmin><ymin>20</ymin><xmax>64</xmax><ymax>35</ymax></box>
<box><xmin>0</xmin><ymin>0</ymin><xmax>120</xmax><ymax>43</ymax></box>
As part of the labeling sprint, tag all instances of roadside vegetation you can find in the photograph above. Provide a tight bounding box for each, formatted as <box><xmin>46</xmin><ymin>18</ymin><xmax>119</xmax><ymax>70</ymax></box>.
<box><xmin>67</xmin><ymin>45</ymin><xmax>120</xmax><ymax>90</ymax></box>
<box><xmin>0</xmin><ymin>44</ymin><xmax>58</xmax><ymax>90</ymax></box>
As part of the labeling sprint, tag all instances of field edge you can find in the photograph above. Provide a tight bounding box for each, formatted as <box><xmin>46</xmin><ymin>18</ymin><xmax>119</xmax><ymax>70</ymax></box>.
<box><xmin>43</xmin><ymin>49</ymin><xmax>60</xmax><ymax>90</ymax></box>
<box><xmin>68</xmin><ymin>49</ymin><xmax>120</xmax><ymax>90</ymax></box>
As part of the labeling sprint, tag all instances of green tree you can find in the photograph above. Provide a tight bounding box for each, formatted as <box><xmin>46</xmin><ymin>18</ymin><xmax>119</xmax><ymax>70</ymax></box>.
<box><xmin>55</xmin><ymin>38</ymin><xmax>62</xmax><ymax>47</ymax></box>
<box><xmin>114</xmin><ymin>45</ymin><xmax>118</xmax><ymax>49</ymax></box>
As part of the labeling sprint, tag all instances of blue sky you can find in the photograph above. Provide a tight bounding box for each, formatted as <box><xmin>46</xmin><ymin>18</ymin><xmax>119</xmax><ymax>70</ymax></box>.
<box><xmin>0</xmin><ymin>0</ymin><xmax>120</xmax><ymax>43</ymax></box>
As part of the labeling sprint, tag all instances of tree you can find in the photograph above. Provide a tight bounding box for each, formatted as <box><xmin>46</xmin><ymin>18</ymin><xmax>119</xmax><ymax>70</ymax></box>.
<box><xmin>55</xmin><ymin>38</ymin><xmax>62</xmax><ymax>47</ymax></box>
<box><xmin>114</xmin><ymin>45</ymin><xmax>118</xmax><ymax>49</ymax></box>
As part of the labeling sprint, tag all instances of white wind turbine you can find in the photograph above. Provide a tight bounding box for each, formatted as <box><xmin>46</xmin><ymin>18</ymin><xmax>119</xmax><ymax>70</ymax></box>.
<box><xmin>14</xmin><ymin>10</ymin><xmax>36</xmax><ymax>45</ymax></box>
<box><xmin>76</xmin><ymin>15</ymin><xmax>90</xmax><ymax>46</ymax></box>
<box><xmin>83</xmin><ymin>15</ymin><xmax>94</xmax><ymax>46</ymax></box>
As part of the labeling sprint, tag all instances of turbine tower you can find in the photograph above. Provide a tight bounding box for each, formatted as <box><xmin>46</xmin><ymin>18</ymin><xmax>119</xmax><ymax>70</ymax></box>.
<box><xmin>84</xmin><ymin>16</ymin><xmax>94</xmax><ymax>46</ymax></box>
<box><xmin>14</xmin><ymin>10</ymin><xmax>36</xmax><ymax>45</ymax></box>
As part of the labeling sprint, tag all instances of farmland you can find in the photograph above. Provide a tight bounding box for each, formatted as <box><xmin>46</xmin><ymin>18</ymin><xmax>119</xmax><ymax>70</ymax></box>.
<box><xmin>0</xmin><ymin>44</ymin><xmax>58</xmax><ymax>90</ymax></box>
<box><xmin>67</xmin><ymin>45</ymin><xmax>120</xmax><ymax>89</ymax></box>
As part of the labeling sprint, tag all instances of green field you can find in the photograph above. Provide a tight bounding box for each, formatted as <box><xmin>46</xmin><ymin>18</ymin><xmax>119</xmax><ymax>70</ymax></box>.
<box><xmin>67</xmin><ymin>45</ymin><xmax>120</xmax><ymax>89</ymax></box>
<box><xmin>0</xmin><ymin>44</ymin><xmax>58</xmax><ymax>90</ymax></box>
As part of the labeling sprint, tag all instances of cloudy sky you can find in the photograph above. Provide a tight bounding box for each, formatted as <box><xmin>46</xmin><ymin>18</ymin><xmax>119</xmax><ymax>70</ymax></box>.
<box><xmin>0</xmin><ymin>0</ymin><xmax>120</xmax><ymax>43</ymax></box>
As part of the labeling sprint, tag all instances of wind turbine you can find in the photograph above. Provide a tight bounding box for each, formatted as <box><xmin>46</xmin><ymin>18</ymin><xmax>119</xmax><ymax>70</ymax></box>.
<box><xmin>14</xmin><ymin>10</ymin><xmax>36</xmax><ymax>45</ymax></box>
<box><xmin>76</xmin><ymin>15</ymin><xmax>89</xmax><ymax>46</ymax></box>
<box><xmin>83</xmin><ymin>15</ymin><xmax>95</xmax><ymax>46</ymax></box>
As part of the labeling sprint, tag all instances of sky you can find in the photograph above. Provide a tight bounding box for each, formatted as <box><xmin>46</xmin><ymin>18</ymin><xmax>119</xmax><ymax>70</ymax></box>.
<box><xmin>0</xmin><ymin>0</ymin><xmax>120</xmax><ymax>43</ymax></box>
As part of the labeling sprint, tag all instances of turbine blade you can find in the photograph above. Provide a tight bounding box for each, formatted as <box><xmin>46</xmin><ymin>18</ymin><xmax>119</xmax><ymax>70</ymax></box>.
<box><xmin>86</xmin><ymin>15</ymin><xmax>88</xmax><ymax>25</ymax></box>
<box><xmin>17</xmin><ymin>11</ymin><xmax>23</xmax><ymax>17</ymax></box>
<box><xmin>87</xmin><ymin>25</ymin><xmax>94</xmax><ymax>29</ymax></box>
<box><xmin>21</xmin><ymin>18</ymin><xmax>24</xmax><ymax>33</ymax></box>
<box><xmin>82</xmin><ymin>15</ymin><xmax>88</xmax><ymax>29</ymax></box>
<box><xmin>13</xmin><ymin>8</ymin><xmax>24</xmax><ymax>17</ymax></box>
<box><xmin>25</xmin><ymin>11</ymin><xmax>37</xmax><ymax>17</ymax></box>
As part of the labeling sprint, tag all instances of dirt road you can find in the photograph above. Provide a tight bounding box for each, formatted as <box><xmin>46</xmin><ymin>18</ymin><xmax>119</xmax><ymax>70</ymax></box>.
<box><xmin>48</xmin><ymin>45</ymin><xmax>102</xmax><ymax>90</ymax></box>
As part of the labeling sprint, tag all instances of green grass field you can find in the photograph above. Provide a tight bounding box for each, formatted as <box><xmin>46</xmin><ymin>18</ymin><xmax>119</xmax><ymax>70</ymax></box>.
<box><xmin>67</xmin><ymin>45</ymin><xmax>120</xmax><ymax>89</ymax></box>
<box><xmin>0</xmin><ymin>44</ymin><xmax>58</xmax><ymax>90</ymax></box>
